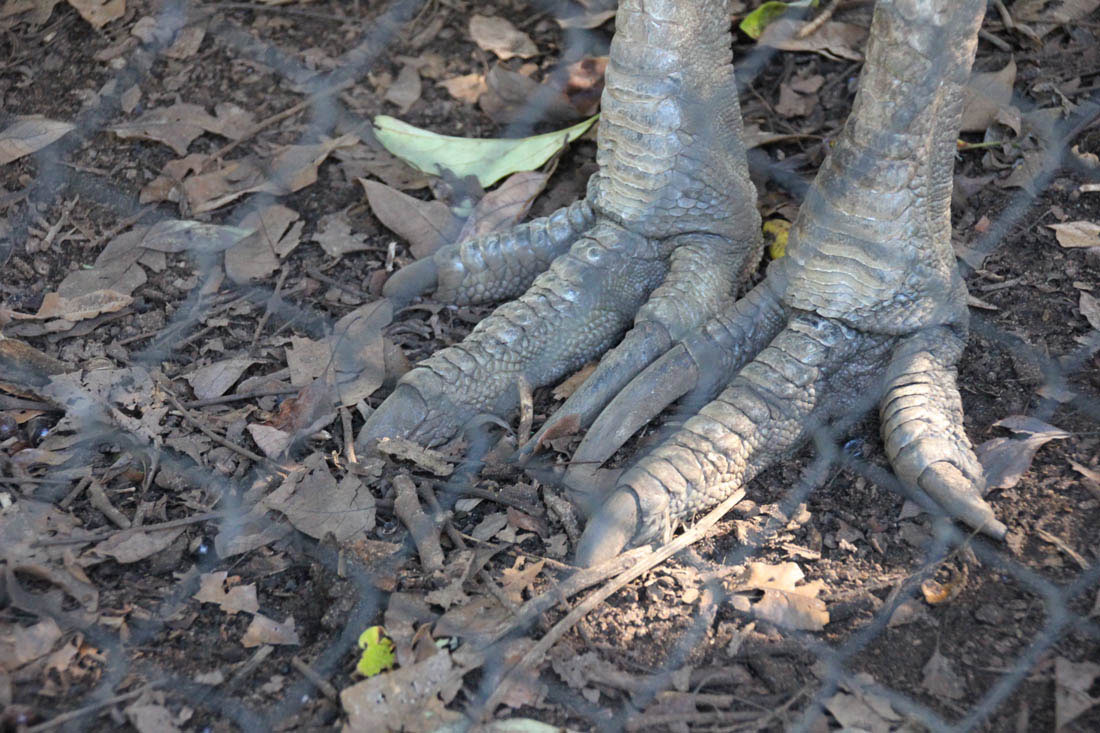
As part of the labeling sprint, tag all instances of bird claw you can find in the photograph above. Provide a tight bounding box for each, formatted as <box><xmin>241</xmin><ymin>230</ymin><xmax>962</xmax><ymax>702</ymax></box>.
<box><xmin>574</xmin><ymin>488</ymin><xmax>642</xmax><ymax>567</ymax></box>
<box><xmin>382</xmin><ymin>258</ymin><xmax>438</xmax><ymax>309</ymax></box>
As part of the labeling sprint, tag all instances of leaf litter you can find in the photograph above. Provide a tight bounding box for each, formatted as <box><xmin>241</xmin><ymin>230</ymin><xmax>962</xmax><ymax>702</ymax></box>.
<box><xmin>4</xmin><ymin>0</ymin><xmax>1099</xmax><ymax>729</ymax></box>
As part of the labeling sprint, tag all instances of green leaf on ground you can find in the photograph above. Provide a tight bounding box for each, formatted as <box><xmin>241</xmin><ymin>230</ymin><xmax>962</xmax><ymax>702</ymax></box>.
<box><xmin>356</xmin><ymin>626</ymin><xmax>396</xmax><ymax>677</ymax></box>
<box><xmin>372</xmin><ymin>114</ymin><xmax>598</xmax><ymax>188</ymax></box>
<box><xmin>740</xmin><ymin>0</ymin><xmax>817</xmax><ymax>39</ymax></box>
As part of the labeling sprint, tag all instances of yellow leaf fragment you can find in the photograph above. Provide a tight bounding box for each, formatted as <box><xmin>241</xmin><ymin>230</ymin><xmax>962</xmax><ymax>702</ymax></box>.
<box><xmin>763</xmin><ymin>218</ymin><xmax>791</xmax><ymax>259</ymax></box>
<box><xmin>356</xmin><ymin>626</ymin><xmax>396</xmax><ymax>677</ymax></box>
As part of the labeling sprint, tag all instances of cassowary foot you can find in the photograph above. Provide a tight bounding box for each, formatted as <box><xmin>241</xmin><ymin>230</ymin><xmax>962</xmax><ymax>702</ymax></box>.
<box><xmin>361</xmin><ymin>0</ymin><xmax>761</xmax><ymax>449</ymax></box>
<box><xmin>361</xmin><ymin>0</ymin><xmax>1006</xmax><ymax>568</ymax></box>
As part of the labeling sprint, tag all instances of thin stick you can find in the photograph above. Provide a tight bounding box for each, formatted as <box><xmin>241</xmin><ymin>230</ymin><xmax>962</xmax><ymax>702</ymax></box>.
<box><xmin>211</xmin><ymin>80</ymin><xmax>354</xmax><ymax>162</ymax></box>
<box><xmin>291</xmin><ymin>657</ymin><xmax>339</xmax><ymax>700</ymax></box>
<box><xmin>796</xmin><ymin>0</ymin><xmax>839</xmax><ymax>39</ymax></box>
<box><xmin>27</xmin><ymin>682</ymin><xmax>159</xmax><ymax>732</ymax></box>
<box><xmin>161</xmin><ymin>386</ymin><xmax>280</xmax><ymax>469</ymax></box>
<box><xmin>182</xmin><ymin>386</ymin><xmax>298</xmax><ymax>409</ymax></box>
<box><xmin>250</xmin><ymin>267</ymin><xmax>290</xmax><ymax>352</ymax></box>
<box><xmin>33</xmin><ymin>510</ymin><xmax>230</xmax><ymax>547</ymax></box>
<box><xmin>478</xmin><ymin>488</ymin><xmax>746</xmax><ymax>717</ymax></box>
<box><xmin>87</xmin><ymin>204</ymin><xmax>157</xmax><ymax>252</ymax></box>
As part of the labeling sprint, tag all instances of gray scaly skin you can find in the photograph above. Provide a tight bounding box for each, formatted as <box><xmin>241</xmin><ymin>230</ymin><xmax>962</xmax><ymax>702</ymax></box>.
<box><xmin>360</xmin><ymin>0</ymin><xmax>761</xmax><ymax>447</ymax></box>
<box><xmin>576</xmin><ymin>0</ymin><xmax>1005</xmax><ymax>564</ymax></box>
<box><xmin>362</xmin><ymin>0</ymin><xmax>1007</xmax><ymax>567</ymax></box>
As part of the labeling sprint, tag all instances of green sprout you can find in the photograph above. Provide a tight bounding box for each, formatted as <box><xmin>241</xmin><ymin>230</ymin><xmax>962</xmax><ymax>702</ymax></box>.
<box><xmin>356</xmin><ymin>626</ymin><xmax>396</xmax><ymax>677</ymax></box>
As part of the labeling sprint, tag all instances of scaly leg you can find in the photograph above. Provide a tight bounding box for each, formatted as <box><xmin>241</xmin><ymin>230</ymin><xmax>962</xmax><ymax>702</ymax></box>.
<box><xmin>576</xmin><ymin>0</ymin><xmax>1004</xmax><ymax>564</ymax></box>
<box><xmin>359</xmin><ymin>0</ymin><xmax>762</xmax><ymax>448</ymax></box>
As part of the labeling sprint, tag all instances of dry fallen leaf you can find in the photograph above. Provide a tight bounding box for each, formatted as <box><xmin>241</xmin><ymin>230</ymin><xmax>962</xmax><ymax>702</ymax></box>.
<box><xmin>434</xmin><ymin>595</ymin><xmax>512</xmax><ymax>646</ymax></box>
<box><xmin>730</xmin><ymin>561</ymin><xmax>829</xmax><ymax>631</ymax></box>
<box><xmin>1048</xmin><ymin>221</ymin><xmax>1100</xmax><ymax>248</ymax></box>
<box><xmin>455</xmin><ymin>170</ymin><xmax>549</xmax><ymax>243</ymax></box>
<box><xmin>138</xmin><ymin>219</ymin><xmax>254</xmax><ymax>254</ymax></box>
<box><xmin>0</xmin><ymin>618</ymin><xmax>63</xmax><ymax>672</ymax></box>
<box><xmin>824</xmin><ymin>672</ymin><xmax>902</xmax><ymax>733</ymax></box>
<box><xmin>43</xmin><ymin>366</ymin><xmax>168</xmax><ymax>444</ymax></box>
<box><xmin>385</xmin><ymin>64</ymin><xmax>422</xmax><ymax>113</ymax></box>
<box><xmin>1012</xmin><ymin>0</ymin><xmax>1100</xmax><ymax>38</ymax></box>
<box><xmin>262</xmin><ymin>134</ymin><xmax>360</xmax><ymax>196</ymax></box>
<box><xmin>375</xmin><ymin>436</ymin><xmax>455</xmax><ymax>476</ymax></box>
<box><xmin>961</xmin><ymin>59</ymin><xmax>1018</xmax><ymax>133</ymax></box>
<box><xmin>162</xmin><ymin>23</ymin><xmax>206</xmax><ymax>60</ymax></box>
<box><xmin>479</xmin><ymin>64</ymin><xmax>582</xmax><ymax>124</ymax></box>
<box><xmin>223</xmin><ymin>204</ymin><xmax>303</xmax><ymax>283</ymax></box>
<box><xmin>92</xmin><ymin>527</ymin><xmax>185</xmax><ymax>564</ymax></box>
<box><xmin>976</xmin><ymin>415</ymin><xmax>1070</xmax><ymax>490</ymax></box>
<box><xmin>327</xmin><ymin>299</ymin><xmax>392</xmax><ymax>405</ymax></box>
<box><xmin>361</xmin><ymin>178</ymin><xmax>461</xmax><ymax>259</ymax></box>
<box><xmin>775</xmin><ymin>80</ymin><xmax>817</xmax><ymax>118</ymax></box>
<box><xmin>247</xmin><ymin>424</ymin><xmax>292</xmax><ymax>458</ymax></box>
<box><xmin>180</xmin><ymin>135</ymin><xmax>357</xmax><ymax>214</ymax></box>
<box><xmin>261</xmin><ymin>453</ymin><xmax>376</xmax><ymax>541</ymax></box>
<box><xmin>184</xmin><ymin>357</ymin><xmax>259</xmax><ymax>400</ymax></box>
<box><xmin>333</xmin><ymin>143</ymin><xmax>431</xmax><ymax>190</ymax></box>
<box><xmin>110</xmin><ymin>103</ymin><xmax>253</xmax><ymax>156</ymax></box>
<box><xmin>499</xmin><ymin>557</ymin><xmax>544</xmax><ymax>604</ymax></box>
<box><xmin>193</xmin><ymin>571</ymin><xmax>260</xmax><ymax>615</ymax></box>
<box><xmin>341</xmin><ymin>650</ymin><xmax>464</xmax><ymax>732</ymax></box>
<box><xmin>0</xmin><ymin>116</ymin><xmax>75</xmax><ymax>165</ymax></box>
<box><xmin>241</xmin><ymin>614</ymin><xmax>299</xmax><ymax>647</ymax></box>
<box><xmin>310</xmin><ymin>211</ymin><xmax>370</xmax><ymax>258</ymax></box>
<box><xmin>1055</xmin><ymin>657</ymin><xmax>1100</xmax><ymax>730</ymax></box>
<box><xmin>1080</xmin><ymin>291</ymin><xmax>1100</xmax><ymax>331</ymax></box>
<box><xmin>439</xmin><ymin>72</ymin><xmax>488</xmax><ymax>104</ymax></box>
<box><xmin>552</xmin><ymin>362</ymin><xmax>597</xmax><ymax>401</ymax></box>
<box><xmin>7</xmin><ymin>289</ymin><xmax>134</xmax><ymax>332</ymax></box>
<box><xmin>66</xmin><ymin>0</ymin><xmax>124</xmax><ymax>28</ymax></box>
<box><xmin>1</xmin><ymin>0</ymin><xmax>64</xmax><ymax>25</ymax></box>
<box><xmin>0</xmin><ymin>499</ymin><xmax>100</xmax><ymax>616</ymax></box>
<box><xmin>492</xmin><ymin>637</ymin><xmax>549</xmax><ymax>711</ymax></box>
<box><xmin>469</xmin><ymin>14</ymin><xmax>538</xmax><ymax>60</ymax></box>
<box><xmin>561</xmin><ymin>56</ymin><xmax>607</xmax><ymax>116</ymax></box>
<box><xmin>759</xmin><ymin>19</ymin><xmax>866</xmax><ymax>61</ymax></box>
<box><xmin>125</xmin><ymin>701</ymin><xmax>181</xmax><ymax>733</ymax></box>
<box><xmin>921</xmin><ymin>646</ymin><xmax>964</xmax><ymax>700</ymax></box>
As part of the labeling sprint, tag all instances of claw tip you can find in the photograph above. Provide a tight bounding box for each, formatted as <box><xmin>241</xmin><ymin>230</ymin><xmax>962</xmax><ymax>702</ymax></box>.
<box><xmin>575</xmin><ymin>489</ymin><xmax>641</xmax><ymax>567</ymax></box>
<box><xmin>357</xmin><ymin>384</ymin><xmax>430</xmax><ymax>451</ymax></box>
<box><xmin>382</xmin><ymin>258</ymin><xmax>438</xmax><ymax>307</ymax></box>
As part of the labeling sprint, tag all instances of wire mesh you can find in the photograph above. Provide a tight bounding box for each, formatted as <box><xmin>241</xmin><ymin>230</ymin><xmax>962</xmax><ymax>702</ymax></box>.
<box><xmin>0</xmin><ymin>0</ymin><xmax>1098</xmax><ymax>731</ymax></box>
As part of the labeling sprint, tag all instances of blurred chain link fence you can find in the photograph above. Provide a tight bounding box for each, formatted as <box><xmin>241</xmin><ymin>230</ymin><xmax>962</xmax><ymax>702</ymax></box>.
<box><xmin>1</xmin><ymin>0</ymin><xmax>1099</xmax><ymax>730</ymax></box>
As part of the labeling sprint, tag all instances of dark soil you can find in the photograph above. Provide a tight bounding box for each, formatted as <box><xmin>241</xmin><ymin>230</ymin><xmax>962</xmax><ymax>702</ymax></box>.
<box><xmin>1</xmin><ymin>1</ymin><xmax>1098</xmax><ymax>731</ymax></box>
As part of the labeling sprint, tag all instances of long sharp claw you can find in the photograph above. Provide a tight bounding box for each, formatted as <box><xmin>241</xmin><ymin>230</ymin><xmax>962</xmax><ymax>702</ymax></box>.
<box><xmin>564</xmin><ymin>343</ymin><xmax>700</xmax><ymax>484</ymax></box>
<box><xmin>575</xmin><ymin>489</ymin><xmax>641</xmax><ymax>567</ymax></box>
<box><xmin>516</xmin><ymin>323</ymin><xmax>671</xmax><ymax>464</ymax></box>
<box><xmin>382</xmin><ymin>258</ymin><xmax>438</xmax><ymax>308</ymax></box>
<box><xmin>920</xmin><ymin>462</ymin><xmax>1007</xmax><ymax>540</ymax></box>
<box><xmin>881</xmin><ymin>330</ymin><xmax>1007</xmax><ymax>541</ymax></box>
<box><xmin>356</xmin><ymin>383</ymin><xmax>431</xmax><ymax>450</ymax></box>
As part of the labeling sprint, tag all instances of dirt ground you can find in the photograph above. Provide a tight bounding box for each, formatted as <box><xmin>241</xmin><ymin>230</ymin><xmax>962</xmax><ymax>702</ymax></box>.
<box><xmin>1</xmin><ymin>1</ymin><xmax>1099</xmax><ymax>731</ymax></box>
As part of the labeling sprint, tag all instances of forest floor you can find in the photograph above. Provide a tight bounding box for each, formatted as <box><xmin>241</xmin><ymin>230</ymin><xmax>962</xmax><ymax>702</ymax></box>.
<box><xmin>1</xmin><ymin>1</ymin><xmax>1099</xmax><ymax>731</ymax></box>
